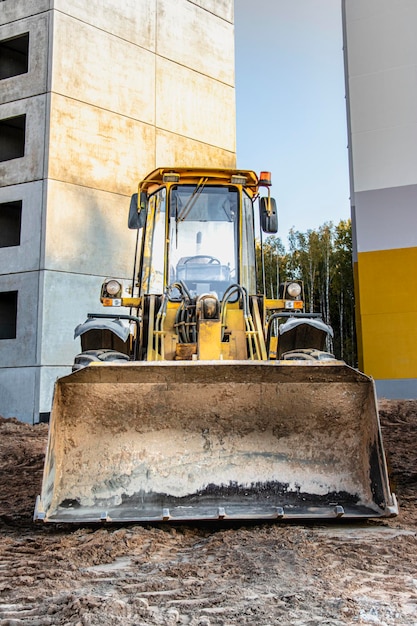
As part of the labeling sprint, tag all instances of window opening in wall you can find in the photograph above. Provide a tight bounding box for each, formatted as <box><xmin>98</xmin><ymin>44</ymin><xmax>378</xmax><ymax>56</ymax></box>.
<box><xmin>0</xmin><ymin>200</ymin><xmax>22</xmax><ymax>248</ymax></box>
<box><xmin>0</xmin><ymin>32</ymin><xmax>29</xmax><ymax>79</ymax></box>
<box><xmin>0</xmin><ymin>291</ymin><xmax>18</xmax><ymax>339</ymax></box>
<box><xmin>0</xmin><ymin>115</ymin><xmax>26</xmax><ymax>162</ymax></box>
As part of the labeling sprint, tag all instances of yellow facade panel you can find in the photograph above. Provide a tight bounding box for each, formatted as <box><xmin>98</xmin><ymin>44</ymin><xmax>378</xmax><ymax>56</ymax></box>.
<box><xmin>356</xmin><ymin>247</ymin><xmax>417</xmax><ymax>379</ymax></box>
<box><xmin>357</xmin><ymin>247</ymin><xmax>417</xmax><ymax>314</ymax></box>
<box><xmin>353</xmin><ymin>261</ymin><xmax>364</xmax><ymax>371</ymax></box>
<box><xmin>361</xmin><ymin>312</ymin><xmax>417</xmax><ymax>379</ymax></box>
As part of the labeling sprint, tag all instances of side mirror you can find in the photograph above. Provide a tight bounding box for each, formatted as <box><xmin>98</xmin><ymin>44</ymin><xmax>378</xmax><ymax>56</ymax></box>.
<box><xmin>128</xmin><ymin>192</ymin><xmax>147</xmax><ymax>229</ymax></box>
<box><xmin>259</xmin><ymin>196</ymin><xmax>278</xmax><ymax>234</ymax></box>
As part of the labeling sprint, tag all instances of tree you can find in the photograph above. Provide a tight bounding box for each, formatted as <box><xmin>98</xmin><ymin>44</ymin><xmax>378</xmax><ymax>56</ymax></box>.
<box><xmin>257</xmin><ymin>220</ymin><xmax>356</xmax><ymax>365</ymax></box>
<box><xmin>330</xmin><ymin>220</ymin><xmax>356</xmax><ymax>365</ymax></box>
<box><xmin>255</xmin><ymin>235</ymin><xmax>289</xmax><ymax>298</ymax></box>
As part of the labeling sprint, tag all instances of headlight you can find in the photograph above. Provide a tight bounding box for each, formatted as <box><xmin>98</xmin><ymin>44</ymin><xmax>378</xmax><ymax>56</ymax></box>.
<box><xmin>105</xmin><ymin>279</ymin><xmax>122</xmax><ymax>296</ymax></box>
<box><xmin>287</xmin><ymin>282</ymin><xmax>302</xmax><ymax>298</ymax></box>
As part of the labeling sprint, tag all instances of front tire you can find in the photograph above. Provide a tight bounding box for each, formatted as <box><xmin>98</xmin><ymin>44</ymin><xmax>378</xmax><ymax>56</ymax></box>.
<box><xmin>281</xmin><ymin>348</ymin><xmax>336</xmax><ymax>361</ymax></box>
<box><xmin>72</xmin><ymin>349</ymin><xmax>129</xmax><ymax>371</ymax></box>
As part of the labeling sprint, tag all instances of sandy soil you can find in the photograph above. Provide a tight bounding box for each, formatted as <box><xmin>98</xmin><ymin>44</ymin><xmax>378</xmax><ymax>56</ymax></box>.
<box><xmin>0</xmin><ymin>400</ymin><xmax>416</xmax><ymax>625</ymax></box>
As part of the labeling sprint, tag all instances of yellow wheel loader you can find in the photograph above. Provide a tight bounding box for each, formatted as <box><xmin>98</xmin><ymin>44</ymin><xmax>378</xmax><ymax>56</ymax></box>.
<box><xmin>35</xmin><ymin>168</ymin><xmax>397</xmax><ymax>523</ymax></box>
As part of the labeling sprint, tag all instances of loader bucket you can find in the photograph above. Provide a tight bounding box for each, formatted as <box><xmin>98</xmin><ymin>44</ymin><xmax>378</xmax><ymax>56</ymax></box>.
<box><xmin>34</xmin><ymin>361</ymin><xmax>397</xmax><ymax>523</ymax></box>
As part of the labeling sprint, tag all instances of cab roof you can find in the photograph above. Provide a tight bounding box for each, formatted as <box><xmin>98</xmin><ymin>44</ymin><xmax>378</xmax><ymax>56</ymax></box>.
<box><xmin>139</xmin><ymin>167</ymin><xmax>262</xmax><ymax>197</ymax></box>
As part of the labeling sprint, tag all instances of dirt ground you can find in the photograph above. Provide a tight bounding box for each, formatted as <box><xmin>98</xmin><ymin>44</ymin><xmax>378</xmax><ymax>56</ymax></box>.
<box><xmin>0</xmin><ymin>400</ymin><xmax>416</xmax><ymax>626</ymax></box>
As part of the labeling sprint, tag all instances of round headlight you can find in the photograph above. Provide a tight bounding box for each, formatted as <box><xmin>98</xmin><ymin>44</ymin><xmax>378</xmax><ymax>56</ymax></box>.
<box><xmin>106</xmin><ymin>280</ymin><xmax>122</xmax><ymax>296</ymax></box>
<box><xmin>287</xmin><ymin>282</ymin><xmax>302</xmax><ymax>298</ymax></box>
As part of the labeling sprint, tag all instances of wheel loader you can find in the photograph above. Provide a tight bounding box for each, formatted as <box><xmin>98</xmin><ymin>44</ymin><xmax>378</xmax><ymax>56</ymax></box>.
<box><xmin>34</xmin><ymin>167</ymin><xmax>397</xmax><ymax>523</ymax></box>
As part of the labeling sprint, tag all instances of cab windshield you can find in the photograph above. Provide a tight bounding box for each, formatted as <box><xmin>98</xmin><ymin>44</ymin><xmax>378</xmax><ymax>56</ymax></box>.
<box><xmin>169</xmin><ymin>185</ymin><xmax>238</xmax><ymax>299</ymax></box>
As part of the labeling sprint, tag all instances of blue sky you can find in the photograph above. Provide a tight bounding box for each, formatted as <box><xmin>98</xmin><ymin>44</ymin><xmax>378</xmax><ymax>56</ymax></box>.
<box><xmin>234</xmin><ymin>0</ymin><xmax>351</xmax><ymax>240</ymax></box>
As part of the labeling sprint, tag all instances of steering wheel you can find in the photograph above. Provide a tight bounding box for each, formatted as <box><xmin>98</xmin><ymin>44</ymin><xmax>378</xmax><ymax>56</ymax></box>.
<box><xmin>183</xmin><ymin>255</ymin><xmax>221</xmax><ymax>265</ymax></box>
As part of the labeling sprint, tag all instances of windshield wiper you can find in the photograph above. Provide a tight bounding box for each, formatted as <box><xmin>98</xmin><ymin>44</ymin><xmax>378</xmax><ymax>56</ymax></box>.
<box><xmin>177</xmin><ymin>177</ymin><xmax>208</xmax><ymax>222</ymax></box>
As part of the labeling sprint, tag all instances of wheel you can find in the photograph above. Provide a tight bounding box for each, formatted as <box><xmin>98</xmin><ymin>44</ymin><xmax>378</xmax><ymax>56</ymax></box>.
<box><xmin>281</xmin><ymin>348</ymin><xmax>336</xmax><ymax>361</ymax></box>
<box><xmin>183</xmin><ymin>255</ymin><xmax>220</xmax><ymax>264</ymax></box>
<box><xmin>72</xmin><ymin>349</ymin><xmax>129</xmax><ymax>371</ymax></box>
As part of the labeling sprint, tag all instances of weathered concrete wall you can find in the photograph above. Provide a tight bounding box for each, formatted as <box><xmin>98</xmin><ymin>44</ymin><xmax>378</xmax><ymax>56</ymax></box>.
<box><xmin>0</xmin><ymin>0</ymin><xmax>52</xmax><ymax>23</ymax></box>
<box><xmin>0</xmin><ymin>14</ymin><xmax>49</xmax><ymax>103</ymax></box>
<box><xmin>0</xmin><ymin>96</ymin><xmax>47</xmax><ymax>184</ymax></box>
<box><xmin>0</xmin><ymin>271</ymin><xmax>40</xmax><ymax>367</ymax></box>
<box><xmin>0</xmin><ymin>182</ymin><xmax>44</xmax><ymax>273</ymax></box>
<box><xmin>53</xmin><ymin>0</ymin><xmax>156</xmax><ymax>48</ymax></box>
<box><xmin>189</xmin><ymin>0</ymin><xmax>233</xmax><ymax>22</ymax></box>
<box><xmin>0</xmin><ymin>0</ymin><xmax>236</xmax><ymax>422</ymax></box>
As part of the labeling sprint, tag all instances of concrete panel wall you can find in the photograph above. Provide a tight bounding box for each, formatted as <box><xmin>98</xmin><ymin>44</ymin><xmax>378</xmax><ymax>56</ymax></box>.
<box><xmin>0</xmin><ymin>2</ymin><xmax>50</xmax><ymax>422</ymax></box>
<box><xmin>0</xmin><ymin>14</ymin><xmax>49</xmax><ymax>104</ymax></box>
<box><xmin>47</xmin><ymin>93</ymin><xmax>155</xmax><ymax>195</ymax></box>
<box><xmin>0</xmin><ymin>0</ymin><xmax>236</xmax><ymax>422</ymax></box>
<box><xmin>0</xmin><ymin>181</ymin><xmax>44</xmax><ymax>273</ymax></box>
<box><xmin>0</xmin><ymin>96</ymin><xmax>47</xmax><ymax>184</ymax></box>
<box><xmin>0</xmin><ymin>271</ymin><xmax>40</xmax><ymax>367</ymax></box>
<box><xmin>51</xmin><ymin>12</ymin><xmax>155</xmax><ymax>123</ymax></box>
<box><xmin>189</xmin><ymin>0</ymin><xmax>233</xmax><ymax>22</ymax></box>
<box><xmin>156</xmin><ymin>129</ymin><xmax>235</xmax><ymax>168</ymax></box>
<box><xmin>0</xmin><ymin>367</ymin><xmax>39</xmax><ymax>423</ymax></box>
<box><xmin>44</xmin><ymin>180</ymin><xmax>136</xmax><ymax>276</ymax></box>
<box><xmin>38</xmin><ymin>365</ymin><xmax>70</xmax><ymax>414</ymax></box>
<box><xmin>39</xmin><ymin>271</ymin><xmax>119</xmax><ymax>366</ymax></box>
<box><xmin>0</xmin><ymin>0</ymin><xmax>52</xmax><ymax>25</ymax></box>
<box><xmin>156</xmin><ymin>57</ymin><xmax>235</xmax><ymax>151</ymax></box>
<box><xmin>53</xmin><ymin>0</ymin><xmax>156</xmax><ymax>49</ymax></box>
<box><xmin>158</xmin><ymin>0</ymin><xmax>234</xmax><ymax>84</ymax></box>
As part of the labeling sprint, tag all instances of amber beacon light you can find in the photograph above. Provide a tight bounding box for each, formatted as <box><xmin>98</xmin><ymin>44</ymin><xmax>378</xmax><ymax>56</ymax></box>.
<box><xmin>259</xmin><ymin>171</ymin><xmax>272</xmax><ymax>186</ymax></box>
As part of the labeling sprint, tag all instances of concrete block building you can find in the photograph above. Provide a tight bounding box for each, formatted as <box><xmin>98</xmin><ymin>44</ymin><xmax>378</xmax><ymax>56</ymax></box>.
<box><xmin>0</xmin><ymin>0</ymin><xmax>236</xmax><ymax>422</ymax></box>
<box><xmin>343</xmin><ymin>0</ymin><xmax>417</xmax><ymax>398</ymax></box>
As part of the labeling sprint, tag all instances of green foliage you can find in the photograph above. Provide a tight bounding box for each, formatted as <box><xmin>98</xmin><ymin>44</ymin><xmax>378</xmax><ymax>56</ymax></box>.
<box><xmin>255</xmin><ymin>235</ymin><xmax>289</xmax><ymax>299</ymax></box>
<box><xmin>256</xmin><ymin>219</ymin><xmax>357</xmax><ymax>366</ymax></box>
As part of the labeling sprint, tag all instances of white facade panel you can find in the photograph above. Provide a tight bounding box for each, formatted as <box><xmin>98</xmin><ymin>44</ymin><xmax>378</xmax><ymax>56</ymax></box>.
<box><xmin>355</xmin><ymin>185</ymin><xmax>417</xmax><ymax>253</ymax></box>
<box><xmin>349</xmin><ymin>66</ymin><xmax>417</xmax><ymax>135</ymax></box>
<box><xmin>344</xmin><ymin>1</ymin><xmax>417</xmax><ymax>77</ymax></box>
<box><xmin>351</xmin><ymin>122</ymin><xmax>417</xmax><ymax>192</ymax></box>
<box><xmin>345</xmin><ymin>1</ymin><xmax>417</xmax><ymax>193</ymax></box>
<box><xmin>343</xmin><ymin>0</ymin><xmax>384</xmax><ymax>23</ymax></box>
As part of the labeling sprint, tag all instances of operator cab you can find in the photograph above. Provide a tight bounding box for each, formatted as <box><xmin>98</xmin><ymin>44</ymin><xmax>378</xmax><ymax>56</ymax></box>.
<box><xmin>137</xmin><ymin>179</ymin><xmax>256</xmax><ymax>301</ymax></box>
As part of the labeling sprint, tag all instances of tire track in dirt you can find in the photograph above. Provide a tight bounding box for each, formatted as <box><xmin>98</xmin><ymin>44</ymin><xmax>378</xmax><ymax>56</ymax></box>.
<box><xmin>0</xmin><ymin>402</ymin><xmax>416</xmax><ymax>625</ymax></box>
